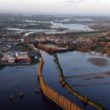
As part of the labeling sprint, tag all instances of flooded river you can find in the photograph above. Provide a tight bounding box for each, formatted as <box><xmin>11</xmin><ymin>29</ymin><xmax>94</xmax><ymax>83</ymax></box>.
<box><xmin>0</xmin><ymin>51</ymin><xmax>109</xmax><ymax>110</ymax></box>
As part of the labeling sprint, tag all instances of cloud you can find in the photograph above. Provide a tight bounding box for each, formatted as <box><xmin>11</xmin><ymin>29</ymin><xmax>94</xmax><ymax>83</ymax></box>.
<box><xmin>65</xmin><ymin>0</ymin><xmax>86</xmax><ymax>3</ymax></box>
<box><xmin>65</xmin><ymin>0</ymin><xmax>104</xmax><ymax>4</ymax></box>
<box><xmin>0</xmin><ymin>0</ymin><xmax>110</xmax><ymax>15</ymax></box>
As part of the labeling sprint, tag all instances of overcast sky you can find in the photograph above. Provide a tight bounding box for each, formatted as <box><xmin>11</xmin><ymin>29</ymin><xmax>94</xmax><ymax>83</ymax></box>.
<box><xmin>0</xmin><ymin>0</ymin><xmax>110</xmax><ymax>15</ymax></box>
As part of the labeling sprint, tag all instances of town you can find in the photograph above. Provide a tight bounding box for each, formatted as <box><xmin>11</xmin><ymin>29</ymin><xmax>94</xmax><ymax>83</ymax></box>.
<box><xmin>0</xmin><ymin>29</ymin><xmax>110</xmax><ymax>66</ymax></box>
<box><xmin>26</xmin><ymin>32</ymin><xmax>110</xmax><ymax>55</ymax></box>
<box><xmin>0</xmin><ymin>31</ymin><xmax>40</xmax><ymax>65</ymax></box>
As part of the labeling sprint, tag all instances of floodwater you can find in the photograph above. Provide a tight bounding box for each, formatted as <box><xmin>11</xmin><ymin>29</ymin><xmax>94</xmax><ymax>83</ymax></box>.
<box><xmin>0</xmin><ymin>51</ymin><xmax>96</xmax><ymax>110</ymax></box>
<box><xmin>57</xmin><ymin>51</ymin><xmax>110</xmax><ymax>110</ymax></box>
<box><xmin>1</xmin><ymin>51</ymin><xmax>109</xmax><ymax>110</ymax></box>
<box><xmin>6</xmin><ymin>21</ymin><xmax>94</xmax><ymax>34</ymax></box>
<box><xmin>0</xmin><ymin>64</ymin><xmax>61</xmax><ymax>110</ymax></box>
<box><xmin>51</xmin><ymin>22</ymin><xmax>93</xmax><ymax>31</ymax></box>
<box><xmin>39</xmin><ymin>51</ymin><xmax>95</xmax><ymax>110</ymax></box>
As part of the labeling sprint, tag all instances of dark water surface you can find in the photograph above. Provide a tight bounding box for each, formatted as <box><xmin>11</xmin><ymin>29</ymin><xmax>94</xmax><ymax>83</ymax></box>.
<box><xmin>58</xmin><ymin>51</ymin><xmax>110</xmax><ymax>110</ymax></box>
<box><xmin>0</xmin><ymin>63</ymin><xmax>60</xmax><ymax>110</ymax></box>
<box><xmin>0</xmin><ymin>51</ymin><xmax>106</xmax><ymax>110</ymax></box>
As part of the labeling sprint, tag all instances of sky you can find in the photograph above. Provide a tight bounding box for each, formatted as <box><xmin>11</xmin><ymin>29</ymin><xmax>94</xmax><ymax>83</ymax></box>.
<box><xmin>0</xmin><ymin>0</ymin><xmax>110</xmax><ymax>15</ymax></box>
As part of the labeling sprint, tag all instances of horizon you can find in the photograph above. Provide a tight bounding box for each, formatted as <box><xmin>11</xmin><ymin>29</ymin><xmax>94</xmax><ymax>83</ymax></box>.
<box><xmin>1</xmin><ymin>12</ymin><xmax>110</xmax><ymax>17</ymax></box>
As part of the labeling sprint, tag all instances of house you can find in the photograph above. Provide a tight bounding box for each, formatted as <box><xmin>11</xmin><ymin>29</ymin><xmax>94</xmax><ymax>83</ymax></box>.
<box><xmin>15</xmin><ymin>52</ymin><xmax>31</xmax><ymax>64</ymax></box>
<box><xmin>2</xmin><ymin>53</ymin><xmax>15</xmax><ymax>64</ymax></box>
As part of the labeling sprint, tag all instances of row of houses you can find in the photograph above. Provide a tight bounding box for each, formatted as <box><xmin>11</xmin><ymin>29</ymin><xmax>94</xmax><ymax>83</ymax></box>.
<box><xmin>0</xmin><ymin>52</ymin><xmax>32</xmax><ymax>64</ymax></box>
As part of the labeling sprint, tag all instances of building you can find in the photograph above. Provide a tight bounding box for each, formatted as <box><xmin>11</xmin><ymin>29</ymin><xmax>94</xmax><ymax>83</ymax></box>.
<box><xmin>15</xmin><ymin>52</ymin><xmax>31</xmax><ymax>64</ymax></box>
<box><xmin>2</xmin><ymin>52</ymin><xmax>15</xmax><ymax>64</ymax></box>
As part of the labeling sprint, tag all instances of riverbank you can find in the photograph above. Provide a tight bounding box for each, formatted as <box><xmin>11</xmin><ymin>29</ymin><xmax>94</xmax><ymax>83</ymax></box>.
<box><xmin>0</xmin><ymin>59</ymin><xmax>39</xmax><ymax>71</ymax></box>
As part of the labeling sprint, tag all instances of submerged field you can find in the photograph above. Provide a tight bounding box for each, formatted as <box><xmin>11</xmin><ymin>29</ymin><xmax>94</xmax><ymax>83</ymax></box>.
<box><xmin>57</xmin><ymin>51</ymin><xmax>110</xmax><ymax>110</ymax></box>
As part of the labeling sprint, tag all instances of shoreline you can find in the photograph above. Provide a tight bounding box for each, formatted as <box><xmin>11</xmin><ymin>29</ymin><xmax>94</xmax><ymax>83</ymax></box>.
<box><xmin>0</xmin><ymin>59</ymin><xmax>39</xmax><ymax>67</ymax></box>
